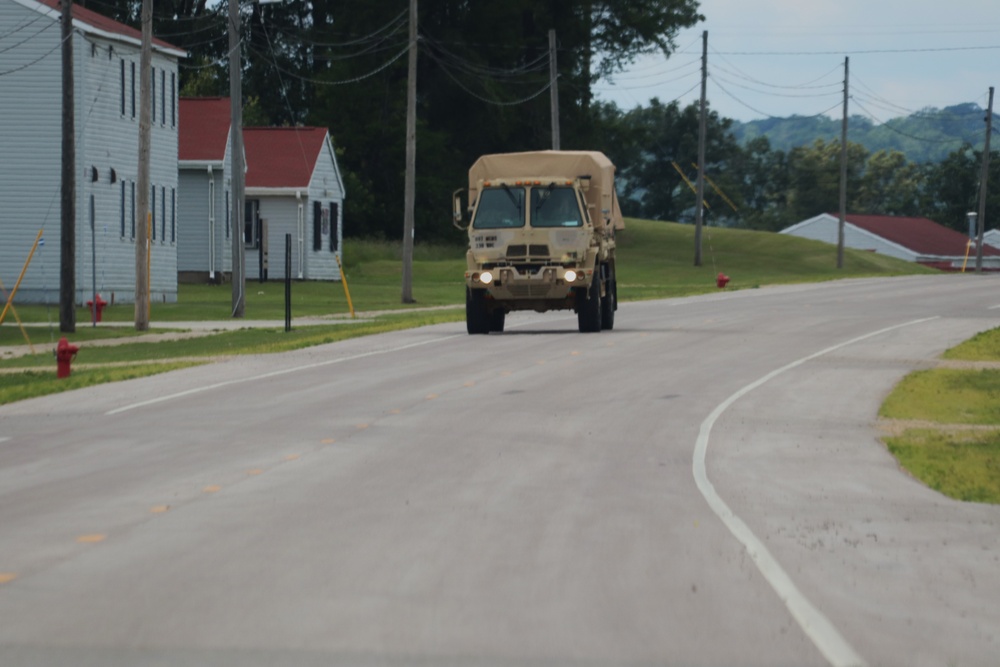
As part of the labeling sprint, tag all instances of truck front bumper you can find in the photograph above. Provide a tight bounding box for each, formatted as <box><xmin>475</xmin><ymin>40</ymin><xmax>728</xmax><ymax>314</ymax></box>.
<box><xmin>465</xmin><ymin>265</ymin><xmax>593</xmax><ymax>301</ymax></box>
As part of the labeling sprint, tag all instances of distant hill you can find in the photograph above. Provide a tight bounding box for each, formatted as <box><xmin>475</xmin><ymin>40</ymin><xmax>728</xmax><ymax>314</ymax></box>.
<box><xmin>729</xmin><ymin>103</ymin><xmax>996</xmax><ymax>163</ymax></box>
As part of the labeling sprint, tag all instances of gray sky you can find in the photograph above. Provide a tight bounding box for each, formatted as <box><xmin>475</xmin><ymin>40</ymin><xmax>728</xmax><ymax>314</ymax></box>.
<box><xmin>593</xmin><ymin>0</ymin><xmax>1000</xmax><ymax>123</ymax></box>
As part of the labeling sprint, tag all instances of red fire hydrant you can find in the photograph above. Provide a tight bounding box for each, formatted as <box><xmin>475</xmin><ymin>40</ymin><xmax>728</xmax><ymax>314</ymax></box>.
<box><xmin>86</xmin><ymin>294</ymin><xmax>108</xmax><ymax>322</ymax></box>
<box><xmin>716</xmin><ymin>273</ymin><xmax>730</xmax><ymax>289</ymax></box>
<box><xmin>55</xmin><ymin>337</ymin><xmax>79</xmax><ymax>379</ymax></box>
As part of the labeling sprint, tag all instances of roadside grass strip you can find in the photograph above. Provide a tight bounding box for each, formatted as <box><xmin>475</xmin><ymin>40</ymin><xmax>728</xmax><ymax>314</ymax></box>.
<box><xmin>880</xmin><ymin>328</ymin><xmax>1000</xmax><ymax>504</ymax></box>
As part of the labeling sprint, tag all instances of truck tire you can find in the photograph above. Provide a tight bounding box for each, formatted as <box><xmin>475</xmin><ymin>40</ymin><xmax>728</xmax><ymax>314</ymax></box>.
<box><xmin>488</xmin><ymin>308</ymin><xmax>506</xmax><ymax>333</ymax></box>
<box><xmin>601</xmin><ymin>276</ymin><xmax>615</xmax><ymax>331</ymax></box>
<box><xmin>577</xmin><ymin>275</ymin><xmax>602</xmax><ymax>333</ymax></box>
<box><xmin>466</xmin><ymin>288</ymin><xmax>490</xmax><ymax>334</ymax></box>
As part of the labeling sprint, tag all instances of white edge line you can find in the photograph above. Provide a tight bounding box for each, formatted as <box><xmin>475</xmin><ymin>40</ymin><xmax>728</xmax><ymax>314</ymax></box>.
<box><xmin>693</xmin><ymin>316</ymin><xmax>938</xmax><ymax>667</ymax></box>
<box><xmin>106</xmin><ymin>333</ymin><xmax>465</xmax><ymax>415</ymax></box>
<box><xmin>988</xmin><ymin>304</ymin><xmax>1000</xmax><ymax>310</ymax></box>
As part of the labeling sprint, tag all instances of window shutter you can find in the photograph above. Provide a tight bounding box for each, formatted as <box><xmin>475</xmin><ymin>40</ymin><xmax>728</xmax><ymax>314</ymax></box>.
<box><xmin>329</xmin><ymin>202</ymin><xmax>339</xmax><ymax>252</ymax></box>
<box><xmin>313</xmin><ymin>201</ymin><xmax>322</xmax><ymax>251</ymax></box>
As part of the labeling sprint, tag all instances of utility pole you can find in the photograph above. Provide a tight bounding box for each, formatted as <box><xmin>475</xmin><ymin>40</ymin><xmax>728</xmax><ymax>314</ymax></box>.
<box><xmin>549</xmin><ymin>29</ymin><xmax>560</xmax><ymax>150</ymax></box>
<box><xmin>229</xmin><ymin>0</ymin><xmax>245</xmax><ymax>316</ymax></box>
<box><xmin>401</xmin><ymin>0</ymin><xmax>417</xmax><ymax>303</ymax></box>
<box><xmin>60</xmin><ymin>0</ymin><xmax>75</xmax><ymax>333</ymax></box>
<box><xmin>837</xmin><ymin>56</ymin><xmax>849</xmax><ymax>270</ymax></box>
<box><xmin>693</xmin><ymin>30</ymin><xmax>706</xmax><ymax>267</ymax></box>
<box><xmin>134</xmin><ymin>0</ymin><xmax>151</xmax><ymax>330</ymax></box>
<box><xmin>975</xmin><ymin>86</ymin><xmax>994</xmax><ymax>273</ymax></box>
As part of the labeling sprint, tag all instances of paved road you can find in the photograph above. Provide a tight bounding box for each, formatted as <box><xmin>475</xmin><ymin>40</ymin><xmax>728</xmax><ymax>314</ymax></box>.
<box><xmin>0</xmin><ymin>275</ymin><xmax>997</xmax><ymax>666</ymax></box>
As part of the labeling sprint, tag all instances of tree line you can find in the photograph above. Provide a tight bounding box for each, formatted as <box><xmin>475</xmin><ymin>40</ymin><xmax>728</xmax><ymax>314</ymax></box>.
<box><xmin>88</xmin><ymin>0</ymin><xmax>997</xmax><ymax>240</ymax></box>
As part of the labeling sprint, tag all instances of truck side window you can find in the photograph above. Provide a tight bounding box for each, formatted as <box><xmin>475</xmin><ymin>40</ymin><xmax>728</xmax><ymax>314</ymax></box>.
<box><xmin>472</xmin><ymin>187</ymin><xmax>525</xmax><ymax>229</ymax></box>
<box><xmin>531</xmin><ymin>187</ymin><xmax>582</xmax><ymax>228</ymax></box>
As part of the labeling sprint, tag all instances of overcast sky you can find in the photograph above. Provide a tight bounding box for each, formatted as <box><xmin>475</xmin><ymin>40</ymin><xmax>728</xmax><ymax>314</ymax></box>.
<box><xmin>593</xmin><ymin>0</ymin><xmax>1000</xmax><ymax>123</ymax></box>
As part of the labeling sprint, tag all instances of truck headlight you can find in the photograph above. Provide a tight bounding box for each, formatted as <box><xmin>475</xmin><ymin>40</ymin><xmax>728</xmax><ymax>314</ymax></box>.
<box><xmin>564</xmin><ymin>269</ymin><xmax>577</xmax><ymax>283</ymax></box>
<box><xmin>479</xmin><ymin>271</ymin><xmax>493</xmax><ymax>285</ymax></box>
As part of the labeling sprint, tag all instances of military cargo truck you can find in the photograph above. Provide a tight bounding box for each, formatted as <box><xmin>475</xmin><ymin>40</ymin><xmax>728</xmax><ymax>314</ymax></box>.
<box><xmin>453</xmin><ymin>150</ymin><xmax>624</xmax><ymax>334</ymax></box>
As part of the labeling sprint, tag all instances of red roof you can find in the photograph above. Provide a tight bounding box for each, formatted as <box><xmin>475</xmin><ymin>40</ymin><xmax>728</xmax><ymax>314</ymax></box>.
<box><xmin>845</xmin><ymin>214</ymin><xmax>1000</xmax><ymax>257</ymax></box>
<box><xmin>243</xmin><ymin>127</ymin><xmax>328</xmax><ymax>189</ymax></box>
<box><xmin>33</xmin><ymin>0</ymin><xmax>183</xmax><ymax>54</ymax></box>
<box><xmin>179</xmin><ymin>97</ymin><xmax>231</xmax><ymax>162</ymax></box>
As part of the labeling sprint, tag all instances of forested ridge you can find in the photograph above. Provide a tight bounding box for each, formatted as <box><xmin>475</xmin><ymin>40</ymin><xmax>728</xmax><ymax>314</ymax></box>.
<box><xmin>83</xmin><ymin>0</ymin><xmax>998</xmax><ymax>237</ymax></box>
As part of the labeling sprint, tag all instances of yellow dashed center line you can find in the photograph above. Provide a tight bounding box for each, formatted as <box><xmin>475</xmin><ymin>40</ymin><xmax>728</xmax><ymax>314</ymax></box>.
<box><xmin>203</xmin><ymin>485</ymin><xmax>221</xmax><ymax>493</ymax></box>
<box><xmin>284</xmin><ymin>454</ymin><xmax>300</xmax><ymax>461</ymax></box>
<box><xmin>150</xmin><ymin>505</ymin><xmax>170</xmax><ymax>514</ymax></box>
<box><xmin>463</xmin><ymin>381</ymin><xmax>475</xmax><ymax>387</ymax></box>
<box><xmin>321</xmin><ymin>438</ymin><xmax>336</xmax><ymax>445</ymax></box>
<box><xmin>425</xmin><ymin>393</ymin><xmax>438</xmax><ymax>400</ymax></box>
<box><xmin>247</xmin><ymin>469</ymin><xmax>264</xmax><ymax>476</ymax></box>
<box><xmin>388</xmin><ymin>409</ymin><xmax>402</xmax><ymax>415</ymax></box>
<box><xmin>76</xmin><ymin>534</ymin><xmax>106</xmax><ymax>544</ymax></box>
<box><xmin>356</xmin><ymin>423</ymin><xmax>369</xmax><ymax>430</ymax></box>
<box><xmin>0</xmin><ymin>573</ymin><xmax>16</xmax><ymax>584</ymax></box>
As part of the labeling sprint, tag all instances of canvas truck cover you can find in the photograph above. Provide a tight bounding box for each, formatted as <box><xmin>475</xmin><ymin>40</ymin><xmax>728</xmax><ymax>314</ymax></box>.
<box><xmin>468</xmin><ymin>150</ymin><xmax>624</xmax><ymax>231</ymax></box>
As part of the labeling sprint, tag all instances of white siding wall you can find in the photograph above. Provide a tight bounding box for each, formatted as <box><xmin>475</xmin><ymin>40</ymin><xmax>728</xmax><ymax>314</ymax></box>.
<box><xmin>248</xmin><ymin>197</ymin><xmax>301</xmax><ymax>281</ymax></box>
<box><xmin>304</xmin><ymin>137</ymin><xmax>344</xmax><ymax>280</ymax></box>
<box><xmin>177</xmin><ymin>165</ymin><xmax>228</xmax><ymax>277</ymax></box>
<box><xmin>0</xmin><ymin>0</ymin><xmax>63</xmax><ymax>305</ymax></box>
<box><xmin>0</xmin><ymin>3</ymin><xmax>179</xmax><ymax>304</ymax></box>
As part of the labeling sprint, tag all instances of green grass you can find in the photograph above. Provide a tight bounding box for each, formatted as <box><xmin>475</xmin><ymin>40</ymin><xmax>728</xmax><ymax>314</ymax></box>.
<box><xmin>880</xmin><ymin>368</ymin><xmax>1000</xmax><ymax>425</ymax></box>
<box><xmin>885</xmin><ymin>429</ymin><xmax>1000</xmax><ymax>503</ymax></box>
<box><xmin>880</xmin><ymin>327</ymin><xmax>1000</xmax><ymax>504</ymax></box>
<box><xmin>0</xmin><ymin>363</ymin><xmax>202</xmax><ymax>405</ymax></box>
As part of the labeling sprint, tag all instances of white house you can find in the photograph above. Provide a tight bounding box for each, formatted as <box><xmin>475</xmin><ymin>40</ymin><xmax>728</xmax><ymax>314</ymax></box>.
<box><xmin>781</xmin><ymin>213</ymin><xmax>1000</xmax><ymax>271</ymax></box>
<box><xmin>177</xmin><ymin>97</ymin><xmax>234</xmax><ymax>283</ymax></box>
<box><xmin>242</xmin><ymin>126</ymin><xmax>344</xmax><ymax>281</ymax></box>
<box><xmin>984</xmin><ymin>229</ymin><xmax>1000</xmax><ymax>250</ymax></box>
<box><xmin>0</xmin><ymin>0</ymin><xmax>186</xmax><ymax>304</ymax></box>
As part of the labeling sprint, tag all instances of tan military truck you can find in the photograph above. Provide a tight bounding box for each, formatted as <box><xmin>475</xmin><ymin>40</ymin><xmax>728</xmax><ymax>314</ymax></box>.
<box><xmin>453</xmin><ymin>150</ymin><xmax>624</xmax><ymax>334</ymax></box>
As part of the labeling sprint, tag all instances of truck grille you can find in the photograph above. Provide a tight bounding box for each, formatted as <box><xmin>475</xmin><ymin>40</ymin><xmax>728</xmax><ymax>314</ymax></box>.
<box><xmin>506</xmin><ymin>244</ymin><xmax>550</xmax><ymax>259</ymax></box>
<box><xmin>508</xmin><ymin>283</ymin><xmax>554</xmax><ymax>298</ymax></box>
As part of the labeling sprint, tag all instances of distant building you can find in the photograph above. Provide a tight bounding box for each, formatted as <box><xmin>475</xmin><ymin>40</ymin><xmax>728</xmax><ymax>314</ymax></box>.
<box><xmin>177</xmin><ymin>97</ymin><xmax>235</xmax><ymax>283</ymax></box>
<box><xmin>984</xmin><ymin>229</ymin><xmax>1000</xmax><ymax>250</ymax></box>
<box><xmin>780</xmin><ymin>213</ymin><xmax>1000</xmax><ymax>271</ymax></box>
<box><xmin>0</xmin><ymin>0</ymin><xmax>186</xmax><ymax>304</ymax></box>
<box><xmin>242</xmin><ymin>126</ymin><xmax>344</xmax><ymax>281</ymax></box>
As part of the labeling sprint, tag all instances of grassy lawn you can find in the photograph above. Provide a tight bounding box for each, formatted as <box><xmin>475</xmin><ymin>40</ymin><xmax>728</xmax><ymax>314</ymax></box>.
<box><xmin>880</xmin><ymin>327</ymin><xmax>1000</xmax><ymax>504</ymax></box>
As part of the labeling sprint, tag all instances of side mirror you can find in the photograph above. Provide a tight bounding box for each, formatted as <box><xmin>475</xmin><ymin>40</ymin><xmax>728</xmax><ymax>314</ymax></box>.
<box><xmin>452</xmin><ymin>188</ymin><xmax>468</xmax><ymax>230</ymax></box>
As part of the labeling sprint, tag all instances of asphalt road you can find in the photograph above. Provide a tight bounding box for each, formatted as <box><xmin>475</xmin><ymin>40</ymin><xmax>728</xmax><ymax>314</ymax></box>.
<box><xmin>0</xmin><ymin>275</ymin><xmax>998</xmax><ymax>667</ymax></box>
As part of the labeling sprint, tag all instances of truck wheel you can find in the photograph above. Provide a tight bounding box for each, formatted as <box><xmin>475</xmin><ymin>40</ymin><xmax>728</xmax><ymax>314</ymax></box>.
<box><xmin>577</xmin><ymin>275</ymin><xmax>602</xmax><ymax>333</ymax></box>
<box><xmin>601</xmin><ymin>277</ymin><xmax>615</xmax><ymax>331</ymax></box>
<box><xmin>466</xmin><ymin>288</ymin><xmax>490</xmax><ymax>334</ymax></box>
<box><xmin>489</xmin><ymin>308</ymin><xmax>506</xmax><ymax>333</ymax></box>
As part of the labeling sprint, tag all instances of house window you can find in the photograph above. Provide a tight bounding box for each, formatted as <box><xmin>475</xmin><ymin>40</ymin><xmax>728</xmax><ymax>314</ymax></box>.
<box><xmin>151</xmin><ymin>66</ymin><xmax>156</xmax><ymax>121</ymax></box>
<box><xmin>120</xmin><ymin>180</ymin><xmax>126</xmax><ymax>238</ymax></box>
<box><xmin>329</xmin><ymin>202</ymin><xmax>339</xmax><ymax>252</ymax></box>
<box><xmin>151</xmin><ymin>185</ymin><xmax>156</xmax><ymax>241</ymax></box>
<box><xmin>244</xmin><ymin>199</ymin><xmax>259</xmax><ymax>248</ymax></box>
<box><xmin>130</xmin><ymin>181</ymin><xmax>136</xmax><ymax>239</ymax></box>
<box><xmin>120</xmin><ymin>59</ymin><xmax>125</xmax><ymax>116</ymax></box>
<box><xmin>130</xmin><ymin>62</ymin><xmax>136</xmax><ymax>118</ymax></box>
<box><xmin>313</xmin><ymin>201</ymin><xmax>322</xmax><ymax>251</ymax></box>
<box><xmin>160</xmin><ymin>185</ymin><xmax>166</xmax><ymax>242</ymax></box>
<box><xmin>171</xmin><ymin>72</ymin><xmax>176</xmax><ymax>127</ymax></box>
<box><xmin>225</xmin><ymin>190</ymin><xmax>230</xmax><ymax>239</ymax></box>
<box><xmin>171</xmin><ymin>187</ymin><xmax>176</xmax><ymax>243</ymax></box>
<box><xmin>160</xmin><ymin>69</ymin><xmax>166</xmax><ymax>125</ymax></box>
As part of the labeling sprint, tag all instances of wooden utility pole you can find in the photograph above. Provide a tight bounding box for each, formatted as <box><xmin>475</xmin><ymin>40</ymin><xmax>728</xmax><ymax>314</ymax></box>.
<box><xmin>401</xmin><ymin>0</ymin><xmax>417</xmax><ymax>303</ymax></box>
<box><xmin>837</xmin><ymin>56</ymin><xmax>849</xmax><ymax>270</ymax></box>
<box><xmin>693</xmin><ymin>30</ymin><xmax>707</xmax><ymax>267</ymax></box>
<box><xmin>549</xmin><ymin>29</ymin><xmax>560</xmax><ymax>150</ymax></box>
<box><xmin>975</xmin><ymin>86</ymin><xmax>994</xmax><ymax>273</ymax></box>
<box><xmin>134</xmin><ymin>0</ymin><xmax>151</xmax><ymax>329</ymax></box>
<box><xmin>60</xmin><ymin>0</ymin><xmax>76</xmax><ymax>333</ymax></box>
<box><xmin>229</xmin><ymin>0</ymin><xmax>245</xmax><ymax>316</ymax></box>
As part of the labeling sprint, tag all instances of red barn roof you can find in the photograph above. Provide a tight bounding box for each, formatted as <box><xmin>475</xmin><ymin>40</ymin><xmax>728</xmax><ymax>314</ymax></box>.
<box><xmin>845</xmin><ymin>214</ymin><xmax>1000</xmax><ymax>257</ymax></box>
<box><xmin>32</xmin><ymin>0</ymin><xmax>185</xmax><ymax>56</ymax></box>
<box><xmin>179</xmin><ymin>97</ymin><xmax>231</xmax><ymax>162</ymax></box>
<box><xmin>243</xmin><ymin>127</ymin><xmax>329</xmax><ymax>189</ymax></box>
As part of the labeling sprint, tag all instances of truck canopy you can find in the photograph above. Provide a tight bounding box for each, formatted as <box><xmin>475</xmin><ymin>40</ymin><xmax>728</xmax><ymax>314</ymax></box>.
<box><xmin>468</xmin><ymin>150</ymin><xmax>624</xmax><ymax>231</ymax></box>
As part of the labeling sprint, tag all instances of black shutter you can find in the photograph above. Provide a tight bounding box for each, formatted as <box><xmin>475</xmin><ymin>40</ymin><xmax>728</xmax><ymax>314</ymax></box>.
<box><xmin>313</xmin><ymin>201</ymin><xmax>322</xmax><ymax>251</ymax></box>
<box><xmin>329</xmin><ymin>202</ymin><xmax>339</xmax><ymax>252</ymax></box>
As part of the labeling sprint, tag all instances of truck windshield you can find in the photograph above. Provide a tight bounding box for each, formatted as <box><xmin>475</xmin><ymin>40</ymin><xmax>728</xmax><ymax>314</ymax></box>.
<box><xmin>530</xmin><ymin>186</ymin><xmax>582</xmax><ymax>228</ymax></box>
<box><xmin>472</xmin><ymin>187</ymin><xmax>525</xmax><ymax>229</ymax></box>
